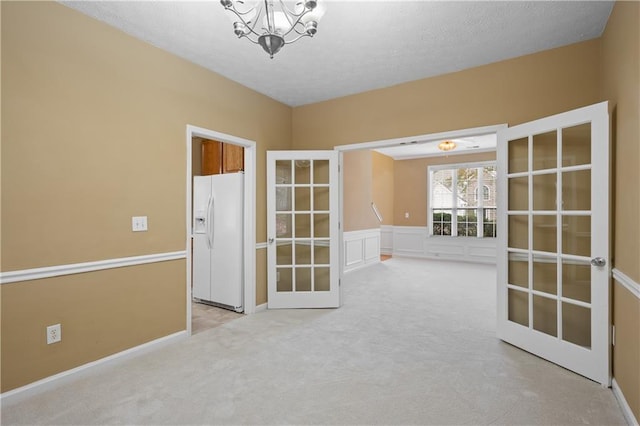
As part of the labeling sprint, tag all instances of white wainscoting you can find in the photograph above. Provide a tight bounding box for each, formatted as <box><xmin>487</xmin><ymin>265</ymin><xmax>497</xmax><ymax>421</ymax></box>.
<box><xmin>380</xmin><ymin>225</ymin><xmax>393</xmax><ymax>255</ymax></box>
<box><xmin>391</xmin><ymin>226</ymin><xmax>497</xmax><ymax>264</ymax></box>
<box><xmin>343</xmin><ymin>229</ymin><xmax>381</xmax><ymax>273</ymax></box>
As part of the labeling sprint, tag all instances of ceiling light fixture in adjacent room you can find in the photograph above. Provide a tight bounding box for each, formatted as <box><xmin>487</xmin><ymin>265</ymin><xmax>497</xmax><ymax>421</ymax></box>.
<box><xmin>438</xmin><ymin>140</ymin><xmax>457</xmax><ymax>152</ymax></box>
<box><xmin>220</xmin><ymin>0</ymin><xmax>325</xmax><ymax>58</ymax></box>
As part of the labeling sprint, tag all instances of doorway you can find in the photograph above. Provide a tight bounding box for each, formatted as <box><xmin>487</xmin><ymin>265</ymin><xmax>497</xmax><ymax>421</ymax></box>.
<box><xmin>335</xmin><ymin>124</ymin><xmax>504</xmax><ymax>272</ymax></box>
<box><xmin>185</xmin><ymin>125</ymin><xmax>257</xmax><ymax>336</ymax></box>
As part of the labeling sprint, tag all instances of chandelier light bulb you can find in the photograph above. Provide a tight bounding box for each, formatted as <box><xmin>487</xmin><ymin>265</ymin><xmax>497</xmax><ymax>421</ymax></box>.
<box><xmin>221</xmin><ymin>0</ymin><xmax>324</xmax><ymax>58</ymax></box>
<box><xmin>305</xmin><ymin>21</ymin><xmax>317</xmax><ymax>35</ymax></box>
<box><xmin>234</xmin><ymin>22</ymin><xmax>248</xmax><ymax>37</ymax></box>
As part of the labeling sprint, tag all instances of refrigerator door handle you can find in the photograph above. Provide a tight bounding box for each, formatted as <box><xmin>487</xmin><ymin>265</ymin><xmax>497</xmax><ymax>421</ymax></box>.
<box><xmin>209</xmin><ymin>195</ymin><xmax>215</xmax><ymax>248</ymax></box>
<box><xmin>206</xmin><ymin>195</ymin><xmax>213</xmax><ymax>249</ymax></box>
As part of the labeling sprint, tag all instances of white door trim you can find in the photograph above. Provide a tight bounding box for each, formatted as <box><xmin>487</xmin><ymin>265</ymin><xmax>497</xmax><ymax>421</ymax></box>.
<box><xmin>334</xmin><ymin>124</ymin><xmax>507</xmax><ymax>152</ymax></box>
<box><xmin>185</xmin><ymin>125</ymin><xmax>257</xmax><ymax>336</ymax></box>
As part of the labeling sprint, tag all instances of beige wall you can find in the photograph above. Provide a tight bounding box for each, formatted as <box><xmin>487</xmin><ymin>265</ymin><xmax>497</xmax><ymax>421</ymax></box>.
<box><xmin>343</xmin><ymin>150</ymin><xmax>379</xmax><ymax>232</ymax></box>
<box><xmin>601</xmin><ymin>1</ymin><xmax>640</xmax><ymax>420</ymax></box>
<box><xmin>292</xmin><ymin>39</ymin><xmax>602</xmax><ymax>150</ymax></box>
<box><xmin>1</xmin><ymin>261</ymin><xmax>185</xmax><ymax>391</ymax></box>
<box><xmin>371</xmin><ymin>152</ymin><xmax>394</xmax><ymax>226</ymax></box>
<box><xmin>1</xmin><ymin>2</ymin><xmax>291</xmax><ymax>391</ymax></box>
<box><xmin>256</xmin><ymin>248</ymin><xmax>267</xmax><ymax>306</ymax></box>
<box><xmin>393</xmin><ymin>152</ymin><xmax>496</xmax><ymax>226</ymax></box>
<box><xmin>602</xmin><ymin>1</ymin><xmax>640</xmax><ymax>282</ymax></box>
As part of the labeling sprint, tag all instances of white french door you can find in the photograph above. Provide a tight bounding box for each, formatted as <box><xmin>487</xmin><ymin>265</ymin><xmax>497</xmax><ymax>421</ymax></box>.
<box><xmin>497</xmin><ymin>102</ymin><xmax>610</xmax><ymax>385</ymax></box>
<box><xmin>267</xmin><ymin>151</ymin><xmax>340</xmax><ymax>309</ymax></box>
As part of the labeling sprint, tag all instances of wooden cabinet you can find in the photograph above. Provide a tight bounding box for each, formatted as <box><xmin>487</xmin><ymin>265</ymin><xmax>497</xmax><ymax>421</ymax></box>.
<box><xmin>202</xmin><ymin>141</ymin><xmax>244</xmax><ymax>175</ymax></box>
<box><xmin>202</xmin><ymin>141</ymin><xmax>222</xmax><ymax>175</ymax></box>
<box><xmin>222</xmin><ymin>143</ymin><xmax>244</xmax><ymax>173</ymax></box>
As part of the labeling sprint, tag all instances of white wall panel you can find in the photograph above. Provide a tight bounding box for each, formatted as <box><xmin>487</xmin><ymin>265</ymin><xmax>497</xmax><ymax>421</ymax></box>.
<box><xmin>380</xmin><ymin>225</ymin><xmax>393</xmax><ymax>255</ymax></box>
<box><xmin>390</xmin><ymin>226</ymin><xmax>497</xmax><ymax>264</ymax></box>
<box><xmin>344</xmin><ymin>229</ymin><xmax>381</xmax><ymax>273</ymax></box>
<box><xmin>393</xmin><ymin>227</ymin><xmax>426</xmax><ymax>256</ymax></box>
<box><xmin>345</xmin><ymin>239</ymin><xmax>364</xmax><ymax>267</ymax></box>
<box><xmin>364</xmin><ymin>237</ymin><xmax>380</xmax><ymax>261</ymax></box>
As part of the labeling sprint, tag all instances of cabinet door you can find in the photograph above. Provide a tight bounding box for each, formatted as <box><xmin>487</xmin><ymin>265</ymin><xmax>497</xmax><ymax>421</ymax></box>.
<box><xmin>223</xmin><ymin>143</ymin><xmax>244</xmax><ymax>173</ymax></box>
<box><xmin>202</xmin><ymin>141</ymin><xmax>222</xmax><ymax>175</ymax></box>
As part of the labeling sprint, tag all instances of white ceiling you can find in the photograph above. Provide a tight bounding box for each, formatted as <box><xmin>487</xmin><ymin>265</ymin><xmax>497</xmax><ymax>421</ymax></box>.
<box><xmin>61</xmin><ymin>0</ymin><xmax>614</xmax><ymax>108</ymax></box>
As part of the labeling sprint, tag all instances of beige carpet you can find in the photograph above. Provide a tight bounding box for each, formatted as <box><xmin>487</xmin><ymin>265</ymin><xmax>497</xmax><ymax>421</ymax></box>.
<box><xmin>1</xmin><ymin>258</ymin><xmax>626</xmax><ymax>425</ymax></box>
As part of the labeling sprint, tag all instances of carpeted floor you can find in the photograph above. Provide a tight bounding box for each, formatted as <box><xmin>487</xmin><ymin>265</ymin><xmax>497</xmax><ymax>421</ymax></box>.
<box><xmin>1</xmin><ymin>258</ymin><xmax>626</xmax><ymax>425</ymax></box>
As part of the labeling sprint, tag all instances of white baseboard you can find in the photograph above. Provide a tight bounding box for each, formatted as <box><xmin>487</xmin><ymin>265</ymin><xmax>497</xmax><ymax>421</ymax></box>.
<box><xmin>0</xmin><ymin>330</ymin><xmax>188</xmax><ymax>407</ymax></box>
<box><xmin>612</xmin><ymin>378</ymin><xmax>639</xmax><ymax>426</ymax></box>
<box><xmin>255</xmin><ymin>303</ymin><xmax>267</xmax><ymax>312</ymax></box>
<box><xmin>343</xmin><ymin>258</ymin><xmax>381</xmax><ymax>274</ymax></box>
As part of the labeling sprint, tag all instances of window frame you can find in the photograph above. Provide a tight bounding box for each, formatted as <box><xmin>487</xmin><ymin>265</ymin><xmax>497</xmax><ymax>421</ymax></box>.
<box><xmin>428</xmin><ymin>160</ymin><xmax>497</xmax><ymax>238</ymax></box>
<box><xmin>474</xmin><ymin>184</ymin><xmax>491</xmax><ymax>202</ymax></box>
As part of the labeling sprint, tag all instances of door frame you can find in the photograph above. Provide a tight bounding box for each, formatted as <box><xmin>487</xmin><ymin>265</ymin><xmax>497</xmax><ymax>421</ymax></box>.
<box><xmin>333</xmin><ymin>123</ymin><xmax>506</xmax><ymax>298</ymax></box>
<box><xmin>185</xmin><ymin>125</ymin><xmax>257</xmax><ymax>336</ymax></box>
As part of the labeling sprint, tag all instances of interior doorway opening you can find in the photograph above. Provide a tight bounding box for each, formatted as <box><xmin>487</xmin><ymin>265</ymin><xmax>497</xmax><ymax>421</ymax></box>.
<box><xmin>334</xmin><ymin>124</ymin><xmax>504</xmax><ymax>275</ymax></box>
<box><xmin>185</xmin><ymin>125</ymin><xmax>257</xmax><ymax>336</ymax></box>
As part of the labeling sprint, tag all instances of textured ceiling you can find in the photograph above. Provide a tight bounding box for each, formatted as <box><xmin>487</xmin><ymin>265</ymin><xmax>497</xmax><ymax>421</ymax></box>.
<box><xmin>61</xmin><ymin>1</ymin><xmax>613</xmax><ymax>107</ymax></box>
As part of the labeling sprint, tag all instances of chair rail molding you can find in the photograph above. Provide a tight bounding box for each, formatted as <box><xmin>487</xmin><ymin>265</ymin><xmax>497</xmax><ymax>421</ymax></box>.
<box><xmin>0</xmin><ymin>251</ymin><xmax>187</xmax><ymax>285</ymax></box>
<box><xmin>612</xmin><ymin>268</ymin><xmax>640</xmax><ymax>299</ymax></box>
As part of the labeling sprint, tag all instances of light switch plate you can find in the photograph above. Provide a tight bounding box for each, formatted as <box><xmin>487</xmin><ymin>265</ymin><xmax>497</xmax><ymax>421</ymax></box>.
<box><xmin>132</xmin><ymin>216</ymin><xmax>148</xmax><ymax>232</ymax></box>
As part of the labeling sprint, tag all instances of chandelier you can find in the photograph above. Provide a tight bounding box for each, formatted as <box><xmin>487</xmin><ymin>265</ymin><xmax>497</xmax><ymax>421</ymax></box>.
<box><xmin>220</xmin><ymin>0</ymin><xmax>325</xmax><ymax>58</ymax></box>
<box><xmin>438</xmin><ymin>140</ymin><xmax>457</xmax><ymax>152</ymax></box>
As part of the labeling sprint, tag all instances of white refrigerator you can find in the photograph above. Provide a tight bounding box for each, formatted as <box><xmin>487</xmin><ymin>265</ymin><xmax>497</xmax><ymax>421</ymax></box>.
<box><xmin>193</xmin><ymin>172</ymin><xmax>244</xmax><ymax>312</ymax></box>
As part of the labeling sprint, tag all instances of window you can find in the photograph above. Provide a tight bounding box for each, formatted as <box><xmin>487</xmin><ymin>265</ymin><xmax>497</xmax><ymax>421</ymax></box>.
<box><xmin>475</xmin><ymin>185</ymin><xmax>491</xmax><ymax>201</ymax></box>
<box><xmin>429</xmin><ymin>162</ymin><xmax>496</xmax><ymax>238</ymax></box>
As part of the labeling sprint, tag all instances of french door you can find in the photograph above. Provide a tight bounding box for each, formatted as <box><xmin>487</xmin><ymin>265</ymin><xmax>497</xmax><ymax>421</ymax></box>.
<box><xmin>266</xmin><ymin>151</ymin><xmax>340</xmax><ymax>309</ymax></box>
<box><xmin>497</xmin><ymin>102</ymin><xmax>610</xmax><ymax>385</ymax></box>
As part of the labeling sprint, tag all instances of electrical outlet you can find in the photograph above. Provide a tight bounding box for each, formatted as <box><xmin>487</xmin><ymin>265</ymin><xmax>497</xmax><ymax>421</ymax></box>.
<box><xmin>47</xmin><ymin>324</ymin><xmax>61</xmax><ymax>344</ymax></box>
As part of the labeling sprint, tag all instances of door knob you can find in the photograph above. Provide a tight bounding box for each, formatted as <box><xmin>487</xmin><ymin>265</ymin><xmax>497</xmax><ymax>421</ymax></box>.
<box><xmin>590</xmin><ymin>257</ymin><xmax>606</xmax><ymax>267</ymax></box>
<box><xmin>268</xmin><ymin>238</ymin><xmax>274</xmax><ymax>244</ymax></box>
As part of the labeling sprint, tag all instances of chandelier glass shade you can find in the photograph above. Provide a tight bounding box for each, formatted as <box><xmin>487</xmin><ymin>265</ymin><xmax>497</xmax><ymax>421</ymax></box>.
<box><xmin>221</xmin><ymin>0</ymin><xmax>325</xmax><ymax>58</ymax></box>
<box><xmin>438</xmin><ymin>140</ymin><xmax>457</xmax><ymax>152</ymax></box>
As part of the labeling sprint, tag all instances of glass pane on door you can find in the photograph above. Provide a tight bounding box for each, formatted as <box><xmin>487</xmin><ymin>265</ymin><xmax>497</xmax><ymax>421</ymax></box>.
<box><xmin>499</xmin><ymin>102</ymin><xmax>609</xmax><ymax>385</ymax></box>
<box><xmin>505</xmin><ymin>123</ymin><xmax>594</xmax><ymax>341</ymax></box>
<box><xmin>273</xmin><ymin>156</ymin><xmax>334</xmax><ymax>295</ymax></box>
